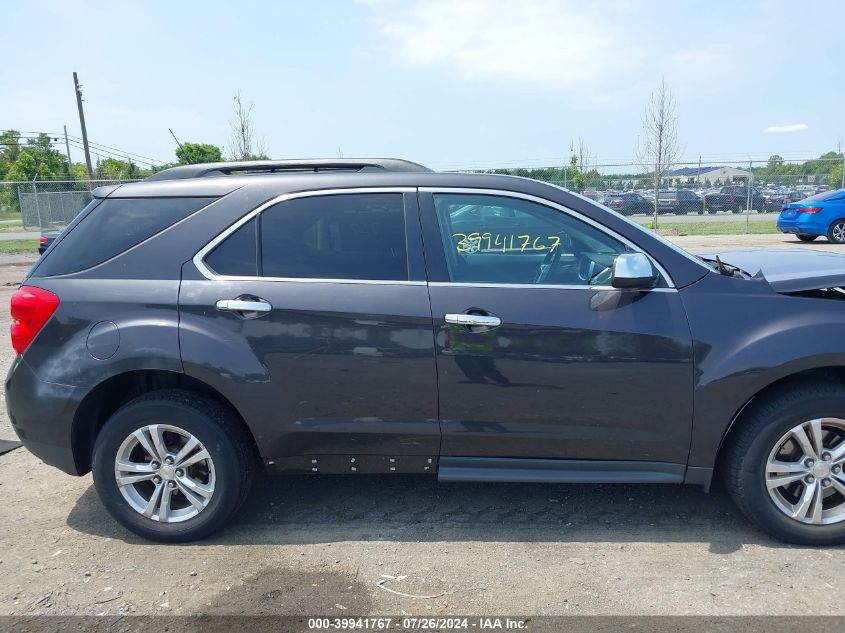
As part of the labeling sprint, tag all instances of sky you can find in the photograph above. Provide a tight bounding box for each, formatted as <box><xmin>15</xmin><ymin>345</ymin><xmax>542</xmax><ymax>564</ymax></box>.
<box><xmin>3</xmin><ymin>0</ymin><xmax>843</xmax><ymax>172</ymax></box>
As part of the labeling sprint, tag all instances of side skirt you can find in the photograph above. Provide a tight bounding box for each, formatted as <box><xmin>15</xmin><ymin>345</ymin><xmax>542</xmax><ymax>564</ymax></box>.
<box><xmin>437</xmin><ymin>457</ymin><xmax>687</xmax><ymax>484</ymax></box>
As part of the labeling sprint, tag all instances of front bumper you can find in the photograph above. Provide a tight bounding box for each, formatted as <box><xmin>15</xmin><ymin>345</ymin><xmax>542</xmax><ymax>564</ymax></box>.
<box><xmin>6</xmin><ymin>355</ymin><xmax>87</xmax><ymax>475</ymax></box>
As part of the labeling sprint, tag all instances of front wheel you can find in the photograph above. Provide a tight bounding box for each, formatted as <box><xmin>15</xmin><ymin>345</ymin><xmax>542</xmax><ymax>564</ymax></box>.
<box><xmin>92</xmin><ymin>389</ymin><xmax>255</xmax><ymax>542</ymax></box>
<box><xmin>828</xmin><ymin>220</ymin><xmax>845</xmax><ymax>244</ymax></box>
<box><xmin>722</xmin><ymin>382</ymin><xmax>845</xmax><ymax>545</ymax></box>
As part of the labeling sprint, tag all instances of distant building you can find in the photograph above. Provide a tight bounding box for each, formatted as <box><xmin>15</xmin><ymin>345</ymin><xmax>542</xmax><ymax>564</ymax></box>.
<box><xmin>665</xmin><ymin>166</ymin><xmax>750</xmax><ymax>186</ymax></box>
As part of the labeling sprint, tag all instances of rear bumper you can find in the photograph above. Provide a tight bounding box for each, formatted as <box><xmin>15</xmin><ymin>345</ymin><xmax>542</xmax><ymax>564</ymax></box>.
<box><xmin>5</xmin><ymin>355</ymin><xmax>86</xmax><ymax>475</ymax></box>
<box><xmin>777</xmin><ymin>216</ymin><xmax>825</xmax><ymax>236</ymax></box>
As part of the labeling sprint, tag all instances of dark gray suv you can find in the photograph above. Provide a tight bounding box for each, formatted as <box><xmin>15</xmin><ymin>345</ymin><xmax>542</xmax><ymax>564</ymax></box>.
<box><xmin>9</xmin><ymin>158</ymin><xmax>845</xmax><ymax>544</ymax></box>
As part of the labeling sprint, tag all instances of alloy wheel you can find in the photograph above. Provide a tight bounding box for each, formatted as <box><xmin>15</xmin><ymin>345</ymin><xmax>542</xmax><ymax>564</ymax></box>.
<box><xmin>765</xmin><ymin>418</ymin><xmax>845</xmax><ymax>525</ymax></box>
<box><xmin>114</xmin><ymin>424</ymin><xmax>216</xmax><ymax>523</ymax></box>
<box><xmin>831</xmin><ymin>222</ymin><xmax>845</xmax><ymax>243</ymax></box>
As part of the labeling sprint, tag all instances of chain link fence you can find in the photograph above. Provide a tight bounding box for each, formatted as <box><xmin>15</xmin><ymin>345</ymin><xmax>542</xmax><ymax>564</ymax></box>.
<box><xmin>456</xmin><ymin>156</ymin><xmax>845</xmax><ymax>216</ymax></box>
<box><xmin>0</xmin><ymin>156</ymin><xmax>843</xmax><ymax>231</ymax></box>
<box><xmin>0</xmin><ymin>179</ymin><xmax>141</xmax><ymax>230</ymax></box>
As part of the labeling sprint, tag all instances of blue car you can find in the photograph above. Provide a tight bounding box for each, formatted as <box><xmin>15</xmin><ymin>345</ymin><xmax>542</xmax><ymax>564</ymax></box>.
<box><xmin>777</xmin><ymin>189</ymin><xmax>845</xmax><ymax>243</ymax></box>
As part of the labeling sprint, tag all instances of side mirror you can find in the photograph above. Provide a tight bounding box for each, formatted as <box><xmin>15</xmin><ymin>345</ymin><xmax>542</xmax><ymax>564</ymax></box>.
<box><xmin>611</xmin><ymin>252</ymin><xmax>659</xmax><ymax>289</ymax></box>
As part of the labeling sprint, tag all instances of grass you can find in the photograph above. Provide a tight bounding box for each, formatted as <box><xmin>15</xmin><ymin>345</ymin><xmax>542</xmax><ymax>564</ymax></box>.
<box><xmin>0</xmin><ymin>239</ymin><xmax>38</xmax><ymax>253</ymax></box>
<box><xmin>646</xmin><ymin>219</ymin><xmax>778</xmax><ymax>236</ymax></box>
<box><xmin>0</xmin><ymin>224</ymin><xmax>27</xmax><ymax>233</ymax></box>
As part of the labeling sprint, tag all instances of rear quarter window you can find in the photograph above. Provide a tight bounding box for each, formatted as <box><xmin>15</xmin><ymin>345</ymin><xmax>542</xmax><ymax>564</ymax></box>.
<box><xmin>34</xmin><ymin>197</ymin><xmax>214</xmax><ymax>276</ymax></box>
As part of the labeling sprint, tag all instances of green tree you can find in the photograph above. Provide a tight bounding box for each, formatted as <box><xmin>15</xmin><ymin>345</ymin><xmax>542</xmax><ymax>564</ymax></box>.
<box><xmin>94</xmin><ymin>157</ymin><xmax>140</xmax><ymax>179</ymax></box>
<box><xmin>830</xmin><ymin>163</ymin><xmax>844</xmax><ymax>190</ymax></box>
<box><xmin>26</xmin><ymin>133</ymin><xmax>67</xmax><ymax>176</ymax></box>
<box><xmin>0</xmin><ymin>129</ymin><xmax>22</xmax><ymax>178</ymax></box>
<box><xmin>176</xmin><ymin>142</ymin><xmax>223</xmax><ymax>165</ymax></box>
<box><xmin>5</xmin><ymin>150</ymin><xmax>52</xmax><ymax>180</ymax></box>
<box><xmin>767</xmin><ymin>154</ymin><xmax>784</xmax><ymax>169</ymax></box>
<box><xmin>569</xmin><ymin>154</ymin><xmax>584</xmax><ymax>192</ymax></box>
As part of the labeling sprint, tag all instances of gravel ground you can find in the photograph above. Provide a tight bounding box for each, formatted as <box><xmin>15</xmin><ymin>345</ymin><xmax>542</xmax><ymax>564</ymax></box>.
<box><xmin>1</xmin><ymin>237</ymin><xmax>845</xmax><ymax>618</ymax></box>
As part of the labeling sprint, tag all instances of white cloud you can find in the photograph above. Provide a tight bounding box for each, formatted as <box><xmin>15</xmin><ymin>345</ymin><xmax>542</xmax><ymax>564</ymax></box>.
<box><xmin>361</xmin><ymin>0</ymin><xmax>644</xmax><ymax>90</ymax></box>
<box><xmin>763</xmin><ymin>123</ymin><xmax>809</xmax><ymax>134</ymax></box>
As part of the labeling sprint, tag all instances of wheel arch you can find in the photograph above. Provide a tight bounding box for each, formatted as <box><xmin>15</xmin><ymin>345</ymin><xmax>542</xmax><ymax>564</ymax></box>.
<box><xmin>70</xmin><ymin>369</ymin><xmax>260</xmax><ymax>475</ymax></box>
<box><xmin>827</xmin><ymin>217</ymin><xmax>845</xmax><ymax>242</ymax></box>
<box><xmin>715</xmin><ymin>366</ymin><xmax>845</xmax><ymax>474</ymax></box>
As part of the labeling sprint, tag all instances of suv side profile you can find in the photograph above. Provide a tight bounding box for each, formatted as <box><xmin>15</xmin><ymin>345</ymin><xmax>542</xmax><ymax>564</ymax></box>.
<box><xmin>9</xmin><ymin>159</ymin><xmax>845</xmax><ymax>544</ymax></box>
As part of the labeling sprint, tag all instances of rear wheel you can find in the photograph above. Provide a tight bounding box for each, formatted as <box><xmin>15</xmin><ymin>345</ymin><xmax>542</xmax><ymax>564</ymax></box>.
<box><xmin>92</xmin><ymin>389</ymin><xmax>255</xmax><ymax>542</ymax></box>
<box><xmin>723</xmin><ymin>382</ymin><xmax>845</xmax><ymax>545</ymax></box>
<box><xmin>797</xmin><ymin>234</ymin><xmax>818</xmax><ymax>242</ymax></box>
<box><xmin>827</xmin><ymin>220</ymin><xmax>845</xmax><ymax>244</ymax></box>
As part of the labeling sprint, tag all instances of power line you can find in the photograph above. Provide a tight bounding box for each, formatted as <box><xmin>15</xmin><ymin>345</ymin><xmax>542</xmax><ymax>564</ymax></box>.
<box><xmin>65</xmin><ymin>133</ymin><xmax>165</xmax><ymax>164</ymax></box>
<box><xmin>65</xmin><ymin>139</ymin><xmax>145</xmax><ymax>166</ymax></box>
<box><xmin>0</xmin><ymin>130</ymin><xmax>167</xmax><ymax>166</ymax></box>
<box><xmin>64</xmin><ymin>137</ymin><xmax>161</xmax><ymax>167</ymax></box>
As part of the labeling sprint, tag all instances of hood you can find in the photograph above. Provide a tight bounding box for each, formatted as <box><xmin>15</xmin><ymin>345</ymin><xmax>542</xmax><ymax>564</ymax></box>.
<box><xmin>697</xmin><ymin>249</ymin><xmax>845</xmax><ymax>293</ymax></box>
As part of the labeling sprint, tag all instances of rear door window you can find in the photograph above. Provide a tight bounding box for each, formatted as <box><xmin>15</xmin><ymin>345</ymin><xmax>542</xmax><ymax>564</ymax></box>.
<box><xmin>35</xmin><ymin>197</ymin><xmax>213</xmax><ymax>276</ymax></box>
<box><xmin>259</xmin><ymin>193</ymin><xmax>408</xmax><ymax>280</ymax></box>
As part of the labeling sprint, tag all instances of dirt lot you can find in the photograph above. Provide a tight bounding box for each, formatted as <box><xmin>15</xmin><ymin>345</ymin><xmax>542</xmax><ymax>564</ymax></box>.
<box><xmin>2</xmin><ymin>235</ymin><xmax>845</xmax><ymax>618</ymax></box>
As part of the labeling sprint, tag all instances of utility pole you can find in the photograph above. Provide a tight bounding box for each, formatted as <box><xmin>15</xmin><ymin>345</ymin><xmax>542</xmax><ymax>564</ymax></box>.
<box><xmin>63</xmin><ymin>125</ymin><xmax>73</xmax><ymax>176</ymax></box>
<box><xmin>839</xmin><ymin>138</ymin><xmax>845</xmax><ymax>190</ymax></box>
<box><xmin>746</xmin><ymin>159</ymin><xmax>753</xmax><ymax>233</ymax></box>
<box><xmin>73</xmin><ymin>72</ymin><xmax>94</xmax><ymax>178</ymax></box>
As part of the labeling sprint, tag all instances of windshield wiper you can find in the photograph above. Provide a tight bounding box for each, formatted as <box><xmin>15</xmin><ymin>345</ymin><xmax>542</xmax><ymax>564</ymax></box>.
<box><xmin>698</xmin><ymin>255</ymin><xmax>749</xmax><ymax>279</ymax></box>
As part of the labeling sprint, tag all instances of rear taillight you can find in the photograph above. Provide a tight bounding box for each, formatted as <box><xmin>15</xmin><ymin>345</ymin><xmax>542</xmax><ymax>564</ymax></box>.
<box><xmin>10</xmin><ymin>286</ymin><xmax>59</xmax><ymax>355</ymax></box>
<box><xmin>39</xmin><ymin>235</ymin><xmax>47</xmax><ymax>245</ymax></box>
<box><xmin>800</xmin><ymin>207</ymin><xmax>822</xmax><ymax>214</ymax></box>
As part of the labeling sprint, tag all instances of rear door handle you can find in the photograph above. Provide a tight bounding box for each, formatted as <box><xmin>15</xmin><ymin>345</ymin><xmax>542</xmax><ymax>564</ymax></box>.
<box><xmin>445</xmin><ymin>313</ymin><xmax>502</xmax><ymax>327</ymax></box>
<box><xmin>216</xmin><ymin>299</ymin><xmax>273</xmax><ymax>313</ymax></box>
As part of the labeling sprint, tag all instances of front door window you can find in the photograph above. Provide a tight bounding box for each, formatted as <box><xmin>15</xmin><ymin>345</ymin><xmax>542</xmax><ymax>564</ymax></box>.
<box><xmin>433</xmin><ymin>193</ymin><xmax>626</xmax><ymax>286</ymax></box>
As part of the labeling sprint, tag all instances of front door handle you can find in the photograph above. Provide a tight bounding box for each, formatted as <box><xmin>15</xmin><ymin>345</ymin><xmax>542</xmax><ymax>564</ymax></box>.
<box><xmin>445</xmin><ymin>313</ymin><xmax>502</xmax><ymax>328</ymax></box>
<box><xmin>216</xmin><ymin>298</ymin><xmax>273</xmax><ymax>313</ymax></box>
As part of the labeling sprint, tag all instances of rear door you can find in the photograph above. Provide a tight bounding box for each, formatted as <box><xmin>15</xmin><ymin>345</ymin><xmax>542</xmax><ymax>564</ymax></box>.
<box><xmin>419</xmin><ymin>188</ymin><xmax>694</xmax><ymax>468</ymax></box>
<box><xmin>178</xmin><ymin>188</ymin><xmax>439</xmax><ymax>473</ymax></box>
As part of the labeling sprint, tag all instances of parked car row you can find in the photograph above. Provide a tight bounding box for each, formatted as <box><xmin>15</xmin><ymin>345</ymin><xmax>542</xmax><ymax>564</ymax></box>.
<box><xmin>591</xmin><ymin>184</ymin><xmax>827</xmax><ymax>216</ymax></box>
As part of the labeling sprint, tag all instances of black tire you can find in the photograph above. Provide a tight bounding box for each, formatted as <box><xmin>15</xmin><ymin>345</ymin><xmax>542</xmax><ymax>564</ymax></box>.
<box><xmin>722</xmin><ymin>381</ymin><xmax>845</xmax><ymax>545</ymax></box>
<box><xmin>92</xmin><ymin>389</ymin><xmax>255</xmax><ymax>542</ymax></box>
<box><xmin>797</xmin><ymin>234</ymin><xmax>818</xmax><ymax>242</ymax></box>
<box><xmin>732</xmin><ymin>203</ymin><xmax>744</xmax><ymax>214</ymax></box>
<box><xmin>827</xmin><ymin>220</ymin><xmax>845</xmax><ymax>244</ymax></box>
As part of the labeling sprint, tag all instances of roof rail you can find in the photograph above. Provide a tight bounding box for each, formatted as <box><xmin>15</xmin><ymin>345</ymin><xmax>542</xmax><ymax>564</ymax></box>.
<box><xmin>145</xmin><ymin>158</ymin><xmax>432</xmax><ymax>181</ymax></box>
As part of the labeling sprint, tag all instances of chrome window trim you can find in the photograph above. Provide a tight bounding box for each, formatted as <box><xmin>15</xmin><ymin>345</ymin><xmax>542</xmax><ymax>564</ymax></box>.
<box><xmin>420</xmin><ymin>187</ymin><xmax>677</xmax><ymax>288</ymax></box>
<box><xmin>194</xmin><ymin>187</ymin><xmax>417</xmax><ymax>284</ymax></box>
<box><xmin>427</xmin><ymin>281</ymin><xmax>676</xmax><ymax>292</ymax></box>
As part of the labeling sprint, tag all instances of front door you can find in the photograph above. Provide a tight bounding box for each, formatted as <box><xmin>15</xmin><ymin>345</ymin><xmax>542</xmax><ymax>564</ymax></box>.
<box><xmin>179</xmin><ymin>189</ymin><xmax>439</xmax><ymax>473</ymax></box>
<box><xmin>419</xmin><ymin>190</ymin><xmax>694</xmax><ymax>465</ymax></box>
